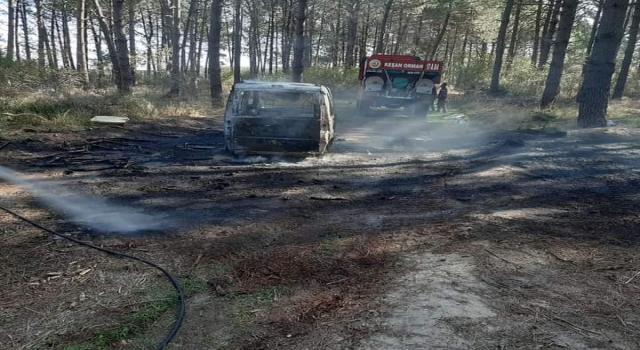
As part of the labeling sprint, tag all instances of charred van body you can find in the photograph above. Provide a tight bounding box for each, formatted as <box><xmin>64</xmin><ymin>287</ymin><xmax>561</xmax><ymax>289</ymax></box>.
<box><xmin>224</xmin><ymin>81</ymin><xmax>336</xmax><ymax>156</ymax></box>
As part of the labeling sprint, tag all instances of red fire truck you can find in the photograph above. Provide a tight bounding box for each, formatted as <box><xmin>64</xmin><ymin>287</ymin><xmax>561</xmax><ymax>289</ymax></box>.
<box><xmin>356</xmin><ymin>54</ymin><xmax>443</xmax><ymax>117</ymax></box>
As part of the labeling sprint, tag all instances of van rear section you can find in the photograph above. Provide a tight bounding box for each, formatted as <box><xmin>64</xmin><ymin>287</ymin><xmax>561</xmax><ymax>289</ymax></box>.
<box><xmin>224</xmin><ymin>83</ymin><xmax>334</xmax><ymax>156</ymax></box>
<box><xmin>232</xmin><ymin>115</ymin><xmax>321</xmax><ymax>153</ymax></box>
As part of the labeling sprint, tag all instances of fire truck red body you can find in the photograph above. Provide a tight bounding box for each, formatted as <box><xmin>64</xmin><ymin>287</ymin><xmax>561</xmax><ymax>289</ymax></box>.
<box><xmin>357</xmin><ymin>54</ymin><xmax>443</xmax><ymax>117</ymax></box>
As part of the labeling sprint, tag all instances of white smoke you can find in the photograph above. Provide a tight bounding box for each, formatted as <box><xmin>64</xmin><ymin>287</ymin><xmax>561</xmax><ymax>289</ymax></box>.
<box><xmin>0</xmin><ymin>166</ymin><xmax>173</xmax><ymax>234</ymax></box>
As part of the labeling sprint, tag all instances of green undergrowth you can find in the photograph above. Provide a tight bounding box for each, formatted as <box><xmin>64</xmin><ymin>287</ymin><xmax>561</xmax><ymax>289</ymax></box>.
<box><xmin>450</xmin><ymin>94</ymin><xmax>640</xmax><ymax>131</ymax></box>
<box><xmin>0</xmin><ymin>87</ymin><xmax>215</xmax><ymax>132</ymax></box>
<box><xmin>59</xmin><ymin>277</ymin><xmax>209</xmax><ymax>350</ymax></box>
<box><xmin>226</xmin><ymin>285</ymin><xmax>294</xmax><ymax>328</ymax></box>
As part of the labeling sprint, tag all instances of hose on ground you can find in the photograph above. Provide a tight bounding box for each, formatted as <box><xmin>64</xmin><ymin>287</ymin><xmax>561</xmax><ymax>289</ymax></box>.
<box><xmin>0</xmin><ymin>205</ymin><xmax>185</xmax><ymax>350</ymax></box>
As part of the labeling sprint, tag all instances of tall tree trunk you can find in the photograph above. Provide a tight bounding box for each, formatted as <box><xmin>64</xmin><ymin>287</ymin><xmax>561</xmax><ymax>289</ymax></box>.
<box><xmin>392</xmin><ymin>7</ymin><xmax>403</xmax><ymax>55</ymax></box>
<box><xmin>490</xmin><ymin>0</ymin><xmax>516</xmax><ymax>93</ymax></box>
<box><xmin>612</xmin><ymin>0</ymin><xmax>640</xmax><ymax>99</ymax></box>
<box><xmin>181</xmin><ymin>0</ymin><xmax>197</xmax><ymax>72</ymax></box>
<box><xmin>95</xmin><ymin>0</ymin><xmax>122</xmax><ymax>87</ymax></box>
<box><xmin>196</xmin><ymin>4</ymin><xmax>206</xmax><ymax>75</ymax></box>
<box><xmin>481</xmin><ymin>40</ymin><xmax>488</xmax><ymax>59</ymax></box>
<box><xmin>331</xmin><ymin>0</ymin><xmax>341</xmax><ymax>67</ymax></box>
<box><xmin>14</xmin><ymin>0</ymin><xmax>20</xmax><ymax>61</ymax></box>
<box><xmin>539</xmin><ymin>0</ymin><xmax>562</xmax><ymax>68</ymax></box>
<box><xmin>8</xmin><ymin>0</ymin><xmax>15</xmax><ymax>61</ymax></box>
<box><xmin>77</xmin><ymin>0</ymin><xmax>89</xmax><ymax>86</ymax></box>
<box><xmin>90</xmin><ymin>19</ymin><xmax>104</xmax><ymax>85</ymax></box>
<box><xmin>50</xmin><ymin>7</ymin><xmax>59</xmax><ymax>69</ymax></box>
<box><xmin>114</xmin><ymin>0</ymin><xmax>134</xmax><ymax>92</ymax></box>
<box><xmin>43</xmin><ymin>23</ymin><xmax>55</xmax><ymax>69</ymax></box>
<box><xmin>582</xmin><ymin>1</ymin><xmax>604</xmax><ymax>75</ymax></box>
<box><xmin>84</xmin><ymin>21</ymin><xmax>89</xmax><ymax>72</ymax></box>
<box><xmin>140</xmin><ymin>7</ymin><xmax>153</xmax><ymax>78</ymax></box>
<box><xmin>129</xmin><ymin>0</ymin><xmax>137</xmax><ymax>85</ymax></box>
<box><xmin>233</xmin><ymin>0</ymin><xmax>242</xmax><ymax>83</ymax></box>
<box><xmin>262</xmin><ymin>10</ymin><xmax>271</xmax><ymax>74</ymax></box>
<box><xmin>20</xmin><ymin>0</ymin><xmax>31</xmax><ymax>60</ymax></box>
<box><xmin>161</xmin><ymin>2</ymin><xmax>171</xmax><ymax>72</ymax></box>
<box><xmin>414</xmin><ymin>6</ymin><xmax>427</xmax><ymax>54</ymax></box>
<box><xmin>35</xmin><ymin>0</ymin><xmax>45</xmax><ymax>67</ymax></box>
<box><xmin>269</xmin><ymin>2</ymin><xmax>275</xmax><ymax>74</ymax></box>
<box><xmin>209</xmin><ymin>0</ymin><xmax>223</xmax><ymax>102</ymax></box>
<box><xmin>282</xmin><ymin>0</ymin><xmax>294</xmax><ymax>72</ymax></box>
<box><xmin>578</xmin><ymin>0</ymin><xmax>629</xmax><ymax>128</ymax></box>
<box><xmin>156</xmin><ymin>14</ymin><xmax>161</xmax><ymax>77</ymax></box>
<box><xmin>345</xmin><ymin>0</ymin><xmax>360</xmax><ymax>68</ymax></box>
<box><xmin>359</xmin><ymin>4</ymin><xmax>370</xmax><ymax>59</ymax></box>
<box><xmin>55</xmin><ymin>9</ymin><xmax>69</xmax><ymax>68</ymax></box>
<box><xmin>395</xmin><ymin>9</ymin><xmax>408</xmax><ymax>55</ymax></box>
<box><xmin>507</xmin><ymin>0</ymin><xmax>522</xmax><ymax>68</ymax></box>
<box><xmin>275</xmin><ymin>25</ymin><xmax>279</xmax><ymax>72</ymax></box>
<box><xmin>186</xmin><ymin>5</ymin><xmax>198</xmax><ymax>72</ymax></box>
<box><xmin>53</xmin><ymin>3</ymin><xmax>71</xmax><ymax>69</ymax></box>
<box><xmin>430</xmin><ymin>9</ymin><xmax>451</xmax><ymax>60</ymax></box>
<box><xmin>340</xmin><ymin>4</ymin><xmax>346</xmax><ymax>64</ymax></box>
<box><xmin>169</xmin><ymin>0</ymin><xmax>182</xmax><ymax>94</ymax></box>
<box><xmin>447</xmin><ymin>26</ymin><xmax>458</xmax><ymax>71</ymax></box>
<box><xmin>196</xmin><ymin>3</ymin><xmax>208</xmax><ymax>74</ymax></box>
<box><xmin>616</xmin><ymin>2</ymin><xmax>634</xmax><ymax>54</ymax></box>
<box><xmin>540</xmin><ymin>0</ymin><xmax>555</xmax><ymax>50</ymax></box>
<box><xmin>460</xmin><ymin>23</ymin><xmax>470</xmax><ymax>66</ymax></box>
<box><xmin>292</xmin><ymin>0</ymin><xmax>307</xmax><ymax>82</ymax></box>
<box><xmin>314</xmin><ymin>10</ymin><xmax>324</xmax><ymax>65</ymax></box>
<box><xmin>62</xmin><ymin>6</ymin><xmax>75</xmax><ymax>69</ymax></box>
<box><xmin>443</xmin><ymin>34</ymin><xmax>451</xmax><ymax>68</ymax></box>
<box><xmin>160</xmin><ymin>5</ymin><xmax>167</xmax><ymax>72</ymax></box>
<box><xmin>587</xmin><ymin>0</ymin><xmax>603</xmax><ymax>57</ymax></box>
<box><xmin>226</xmin><ymin>19</ymin><xmax>232</xmax><ymax>70</ymax></box>
<box><xmin>248</xmin><ymin>0</ymin><xmax>259</xmax><ymax>76</ymax></box>
<box><xmin>622</xmin><ymin>2</ymin><xmax>633</xmax><ymax>30</ymax></box>
<box><xmin>375</xmin><ymin>0</ymin><xmax>394</xmax><ymax>53</ymax></box>
<box><xmin>304</xmin><ymin>2</ymin><xmax>315</xmax><ymax>68</ymax></box>
<box><xmin>540</xmin><ymin>0</ymin><xmax>579</xmax><ymax>107</ymax></box>
<box><xmin>532</xmin><ymin>0</ymin><xmax>543</xmax><ymax>64</ymax></box>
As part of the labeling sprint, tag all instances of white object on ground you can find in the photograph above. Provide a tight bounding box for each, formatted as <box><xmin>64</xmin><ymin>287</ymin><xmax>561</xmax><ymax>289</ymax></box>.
<box><xmin>90</xmin><ymin>116</ymin><xmax>130</xmax><ymax>125</ymax></box>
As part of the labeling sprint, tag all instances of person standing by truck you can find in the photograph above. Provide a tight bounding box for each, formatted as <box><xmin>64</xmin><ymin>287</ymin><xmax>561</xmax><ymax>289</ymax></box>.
<box><xmin>437</xmin><ymin>83</ymin><xmax>448</xmax><ymax>113</ymax></box>
<box><xmin>430</xmin><ymin>85</ymin><xmax>438</xmax><ymax>112</ymax></box>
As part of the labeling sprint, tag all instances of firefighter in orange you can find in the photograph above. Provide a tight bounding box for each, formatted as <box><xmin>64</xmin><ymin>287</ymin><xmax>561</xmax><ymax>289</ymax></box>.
<box><xmin>437</xmin><ymin>83</ymin><xmax>448</xmax><ymax>113</ymax></box>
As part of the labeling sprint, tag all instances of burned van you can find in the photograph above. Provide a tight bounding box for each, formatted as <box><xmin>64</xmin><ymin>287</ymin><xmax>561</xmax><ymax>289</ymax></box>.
<box><xmin>224</xmin><ymin>81</ymin><xmax>336</xmax><ymax>156</ymax></box>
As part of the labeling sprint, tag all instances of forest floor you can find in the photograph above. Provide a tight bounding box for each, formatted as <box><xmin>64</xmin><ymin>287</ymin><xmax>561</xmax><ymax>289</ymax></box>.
<box><xmin>1</xmin><ymin>99</ymin><xmax>640</xmax><ymax>349</ymax></box>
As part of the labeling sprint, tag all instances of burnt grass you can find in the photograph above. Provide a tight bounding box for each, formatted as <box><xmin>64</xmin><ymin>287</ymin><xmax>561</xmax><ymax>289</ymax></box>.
<box><xmin>1</xmin><ymin>109</ymin><xmax>640</xmax><ymax>349</ymax></box>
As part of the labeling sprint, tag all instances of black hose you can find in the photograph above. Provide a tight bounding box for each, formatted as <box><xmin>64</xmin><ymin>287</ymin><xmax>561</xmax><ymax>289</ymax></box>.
<box><xmin>0</xmin><ymin>205</ymin><xmax>185</xmax><ymax>350</ymax></box>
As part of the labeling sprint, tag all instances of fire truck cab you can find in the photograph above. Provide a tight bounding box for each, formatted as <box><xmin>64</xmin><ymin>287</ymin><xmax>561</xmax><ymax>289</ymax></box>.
<box><xmin>356</xmin><ymin>54</ymin><xmax>443</xmax><ymax>117</ymax></box>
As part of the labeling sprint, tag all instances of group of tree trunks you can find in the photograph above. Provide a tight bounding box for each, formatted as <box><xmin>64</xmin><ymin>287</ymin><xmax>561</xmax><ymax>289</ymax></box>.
<box><xmin>490</xmin><ymin>0</ymin><xmax>639</xmax><ymax>127</ymax></box>
<box><xmin>3</xmin><ymin>0</ymin><xmax>639</xmax><ymax>126</ymax></box>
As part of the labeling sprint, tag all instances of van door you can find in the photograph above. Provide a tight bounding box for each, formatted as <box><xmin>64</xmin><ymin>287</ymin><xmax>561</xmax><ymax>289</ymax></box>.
<box><xmin>323</xmin><ymin>88</ymin><xmax>335</xmax><ymax>141</ymax></box>
<box><xmin>223</xmin><ymin>87</ymin><xmax>238</xmax><ymax>150</ymax></box>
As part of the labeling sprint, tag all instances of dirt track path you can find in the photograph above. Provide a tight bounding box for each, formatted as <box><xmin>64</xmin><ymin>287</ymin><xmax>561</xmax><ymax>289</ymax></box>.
<box><xmin>2</xmin><ymin>112</ymin><xmax>640</xmax><ymax>349</ymax></box>
<box><xmin>339</xmin><ymin>117</ymin><xmax>640</xmax><ymax>350</ymax></box>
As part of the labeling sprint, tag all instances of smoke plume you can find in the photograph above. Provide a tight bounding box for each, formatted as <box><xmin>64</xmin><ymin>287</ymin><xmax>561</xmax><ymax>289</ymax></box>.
<box><xmin>0</xmin><ymin>166</ymin><xmax>173</xmax><ymax>234</ymax></box>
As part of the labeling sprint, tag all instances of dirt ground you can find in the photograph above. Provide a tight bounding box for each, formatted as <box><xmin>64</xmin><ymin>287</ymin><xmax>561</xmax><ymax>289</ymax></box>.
<box><xmin>1</xmin><ymin>104</ymin><xmax>640</xmax><ymax>350</ymax></box>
